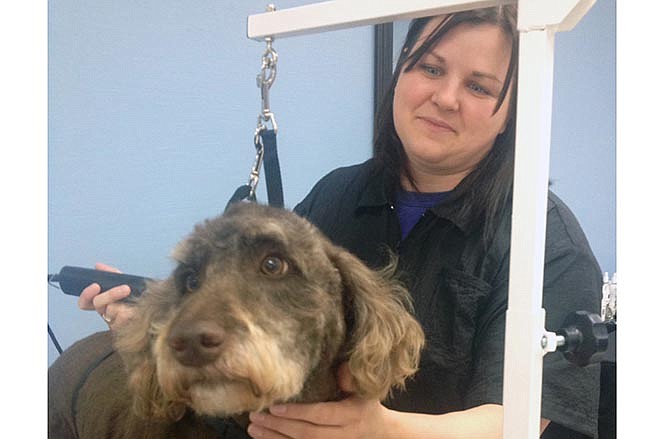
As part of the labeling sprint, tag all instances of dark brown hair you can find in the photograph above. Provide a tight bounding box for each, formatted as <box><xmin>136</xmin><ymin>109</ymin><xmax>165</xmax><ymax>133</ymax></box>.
<box><xmin>373</xmin><ymin>5</ymin><xmax>519</xmax><ymax>243</ymax></box>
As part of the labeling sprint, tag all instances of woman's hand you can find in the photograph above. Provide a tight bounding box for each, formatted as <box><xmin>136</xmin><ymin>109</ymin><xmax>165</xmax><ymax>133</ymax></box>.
<box><xmin>77</xmin><ymin>262</ymin><xmax>135</xmax><ymax>330</ymax></box>
<box><xmin>247</xmin><ymin>398</ymin><xmax>390</xmax><ymax>439</ymax></box>
<box><xmin>247</xmin><ymin>364</ymin><xmax>393</xmax><ymax>439</ymax></box>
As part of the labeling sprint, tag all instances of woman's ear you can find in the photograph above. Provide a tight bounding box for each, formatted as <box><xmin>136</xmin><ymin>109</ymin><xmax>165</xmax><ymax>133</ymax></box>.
<box><xmin>328</xmin><ymin>246</ymin><xmax>424</xmax><ymax>400</ymax></box>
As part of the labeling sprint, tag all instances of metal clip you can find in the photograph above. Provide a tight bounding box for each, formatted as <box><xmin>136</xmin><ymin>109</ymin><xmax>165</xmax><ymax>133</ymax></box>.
<box><xmin>247</xmin><ymin>137</ymin><xmax>264</xmax><ymax>200</ymax></box>
<box><xmin>255</xmin><ymin>4</ymin><xmax>278</xmax><ymax>133</ymax></box>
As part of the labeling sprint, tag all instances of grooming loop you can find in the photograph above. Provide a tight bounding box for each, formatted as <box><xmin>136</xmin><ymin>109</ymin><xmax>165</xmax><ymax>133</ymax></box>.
<box><xmin>245</xmin><ymin>4</ymin><xmax>278</xmax><ymax>200</ymax></box>
<box><xmin>247</xmin><ymin>3</ymin><xmax>278</xmax><ymax>201</ymax></box>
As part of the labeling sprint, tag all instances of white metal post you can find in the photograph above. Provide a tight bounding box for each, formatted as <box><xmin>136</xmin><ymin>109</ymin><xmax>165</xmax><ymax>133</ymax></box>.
<box><xmin>501</xmin><ymin>2</ymin><xmax>595</xmax><ymax>437</ymax></box>
<box><xmin>502</xmin><ymin>27</ymin><xmax>556</xmax><ymax>439</ymax></box>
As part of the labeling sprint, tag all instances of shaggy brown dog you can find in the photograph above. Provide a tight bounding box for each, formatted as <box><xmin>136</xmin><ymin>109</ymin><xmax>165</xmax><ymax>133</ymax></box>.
<box><xmin>49</xmin><ymin>202</ymin><xmax>424</xmax><ymax>438</ymax></box>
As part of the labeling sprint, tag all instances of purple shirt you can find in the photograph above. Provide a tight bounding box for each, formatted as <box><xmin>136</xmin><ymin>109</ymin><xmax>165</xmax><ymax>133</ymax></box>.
<box><xmin>396</xmin><ymin>189</ymin><xmax>451</xmax><ymax>240</ymax></box>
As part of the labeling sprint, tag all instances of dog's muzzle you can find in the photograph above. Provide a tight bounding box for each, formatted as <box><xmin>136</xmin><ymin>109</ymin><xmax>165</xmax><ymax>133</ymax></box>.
<box><xmin>167</xmin><ymin>321</ymin><xmax>225</xmax><ymax>367</ymax></box>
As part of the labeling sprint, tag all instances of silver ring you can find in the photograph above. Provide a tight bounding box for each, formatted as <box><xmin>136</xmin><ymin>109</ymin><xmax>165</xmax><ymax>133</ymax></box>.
<box><xmin>102</xmin><ymin>313</ymin><xmax>113</xmax><ymax>323</ymax></box>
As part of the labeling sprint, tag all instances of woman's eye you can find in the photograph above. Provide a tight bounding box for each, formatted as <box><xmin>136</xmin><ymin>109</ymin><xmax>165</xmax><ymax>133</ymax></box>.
<box><xmin>261</xmin><ymin>255</ymin><xmax>288</xmax><ymax>277</ymax></box>
<box><xmin>420</xmin><ymin>64</ymin><xmax>442</xmax><ymax>77</ymax></box>
<box><xmin>469</xmin><ymin>82</ymin><xmax>491</xmax><ymax>96</ymax></box>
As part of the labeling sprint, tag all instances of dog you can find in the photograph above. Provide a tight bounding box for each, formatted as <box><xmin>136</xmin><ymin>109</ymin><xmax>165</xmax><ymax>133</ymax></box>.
<box><xmin>49</xmin><ymin>202</ymin><xmax>424</xmax><ymax>438</ymax></box>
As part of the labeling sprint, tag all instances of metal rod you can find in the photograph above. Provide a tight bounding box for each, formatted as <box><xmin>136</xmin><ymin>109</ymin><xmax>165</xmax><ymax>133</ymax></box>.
<box><xmin>502</xmin><ymin>27</ymin><xmax>556</xmax><ymax>439</ymax></box>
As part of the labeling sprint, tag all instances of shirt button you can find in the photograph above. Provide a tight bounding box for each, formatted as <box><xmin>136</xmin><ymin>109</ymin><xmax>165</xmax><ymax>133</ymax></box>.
<box><xmin>389</xmin><ymin>204</ymin><xmax>395</xmax><ymax>211</ymax></box>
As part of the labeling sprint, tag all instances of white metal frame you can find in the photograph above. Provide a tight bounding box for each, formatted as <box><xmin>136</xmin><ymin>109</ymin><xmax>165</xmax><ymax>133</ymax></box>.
<box><xmin>248</xmin><ymin>1</ymin><xmax>597</xmax><ymax>438</ymax></box>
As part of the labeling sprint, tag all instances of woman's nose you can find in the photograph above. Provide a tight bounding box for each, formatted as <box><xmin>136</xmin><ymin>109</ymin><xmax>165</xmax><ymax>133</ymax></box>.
<box><xmin>430</xmin><ymin>79</ymin><xmax>460</xmax><ymax>112</ymax></box>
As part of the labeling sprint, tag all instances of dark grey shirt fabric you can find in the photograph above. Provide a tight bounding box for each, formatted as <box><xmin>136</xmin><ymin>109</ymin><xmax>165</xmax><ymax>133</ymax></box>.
<box><xmin>294</xmin><ymin>160</ymin><xmax>601</xmax><ymax>437</ymax></box>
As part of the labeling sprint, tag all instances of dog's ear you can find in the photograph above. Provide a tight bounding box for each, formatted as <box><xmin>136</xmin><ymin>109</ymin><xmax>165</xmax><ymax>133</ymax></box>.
<box><xmin>114</xmin><ymin>280</ymin><xmax>186</xmax><ymax>421</ymax></box>
<box><xmin>327</xmin><ymin>246</ymin><xmax>424</xmax><ymax>400</ymax></box>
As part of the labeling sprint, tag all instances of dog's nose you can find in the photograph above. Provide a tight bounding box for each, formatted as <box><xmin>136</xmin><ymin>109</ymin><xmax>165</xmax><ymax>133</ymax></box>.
<box><xmin>167</xmin><ymin>321</ymin><xmax>224</xmax><ymax>367</ymax></box>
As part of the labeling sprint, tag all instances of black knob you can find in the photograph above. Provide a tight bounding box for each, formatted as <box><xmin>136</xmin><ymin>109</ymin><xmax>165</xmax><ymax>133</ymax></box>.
<box><xmin>556</xmin><ymin>311</ymin><xmax>609</xmax><ymax>367</ymax></box>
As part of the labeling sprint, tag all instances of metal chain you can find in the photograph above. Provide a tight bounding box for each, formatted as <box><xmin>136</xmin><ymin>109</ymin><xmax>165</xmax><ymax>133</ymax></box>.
<box><xmin>248</xmin><ymin>3</ymin><xmax>278</xmax><ymax>200</ymax></box>
<box><xmin>256</xmin><ymin>37</ymin><xmax>278</xmax><ymax>131</ymax></box>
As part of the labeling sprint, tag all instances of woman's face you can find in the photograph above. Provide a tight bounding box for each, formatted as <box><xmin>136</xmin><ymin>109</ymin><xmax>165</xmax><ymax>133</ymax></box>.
<box><xmin>393</xmin><ymin>19</ymin><xmax>513</xmax><ymax>191</ymax></box>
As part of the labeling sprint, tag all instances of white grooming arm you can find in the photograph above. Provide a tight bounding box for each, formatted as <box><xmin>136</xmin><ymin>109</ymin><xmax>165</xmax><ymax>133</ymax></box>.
<box><xmin>248</xmin><ymin>0</ymin><xmax>516</xmax><ymax>40</ymax></box>
<box><xmin>246</xmin><ymin>1</ymin><xmax>598</xmax><ymax>438</ymax></box>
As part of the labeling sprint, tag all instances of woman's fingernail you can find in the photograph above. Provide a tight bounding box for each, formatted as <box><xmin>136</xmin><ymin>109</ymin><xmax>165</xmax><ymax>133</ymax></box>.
<box><xmin>270</xmin><ymin>404</ymin><xmax>286</xmax><ymax>415</ymax></box>
<box><xmin>247</xmin><ymin>424</ymin><xmax>261</xmax><ymax>438</ymax></box>
<box><xmin>249</xmin><ymin>411</ymin><xmax>265</xmax><ymax>422</ymax></box>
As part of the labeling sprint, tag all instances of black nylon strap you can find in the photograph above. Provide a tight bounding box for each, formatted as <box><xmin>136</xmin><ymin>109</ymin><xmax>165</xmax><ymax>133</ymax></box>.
<box><xmin>226</xmin><ymin>128</ymin><xmax>283</xmax><ymax>211</ymax></box>
<box><xmin>225</xmin><ymin>184</ymin><xmax>254</xmax><ymax>211</ymax></box>
<box><xmin>260</xmin><ymin>129</ymin><xmax>284</xmax><ymax>208</ymax></box>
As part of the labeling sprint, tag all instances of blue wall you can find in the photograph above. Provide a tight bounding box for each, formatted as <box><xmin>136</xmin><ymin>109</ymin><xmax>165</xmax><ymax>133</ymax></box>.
<box><xmin>550</xmin><ymin>0</ymin><xmax>616</xmax><ymax>275</ymax></box>
<box><xmin>48</xmin><ymin>0</ymin><xmax>615</xmax><ymax>365</ymax></box>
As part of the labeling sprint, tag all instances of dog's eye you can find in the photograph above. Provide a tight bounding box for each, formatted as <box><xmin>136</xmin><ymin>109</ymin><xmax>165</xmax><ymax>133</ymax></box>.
<box><xmin>180</xmin><ymin>269</ymin><xmax>200</xmax><ymax>293</ymax></box>
<box><xmin>260</xmin><ymin>255</ymin><xmax>288</xmax><ymax>277</ymax></box>
<box><xmin>185</xmin><ymin>273</ymin><xmax>199</xmax><ymax>291</ymax></box>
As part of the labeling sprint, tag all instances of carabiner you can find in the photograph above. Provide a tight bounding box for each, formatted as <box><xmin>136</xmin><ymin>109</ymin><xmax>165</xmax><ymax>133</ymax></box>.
<box><xmin>256</xmin><ymin>41</ymin><xmax>278</xmax><ymax>132</ymax></box>
<box><xmin>247</xmin><ymin>135</ymin><xmax>264</xmax><ymax>200</ymax></box>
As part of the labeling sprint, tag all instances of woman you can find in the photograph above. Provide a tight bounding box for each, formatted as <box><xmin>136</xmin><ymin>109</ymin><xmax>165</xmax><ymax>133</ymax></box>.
<box><xmin>81</xmin><ymin>5</ymin><xmax>601</xmax><ymax>438</ymax></box>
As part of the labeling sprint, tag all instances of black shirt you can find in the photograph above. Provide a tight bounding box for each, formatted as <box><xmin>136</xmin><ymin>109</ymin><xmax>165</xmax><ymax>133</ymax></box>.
<box><xmin>294</xmin><ymin>159</ymin><xmax>601</xmax><ymax>437</ymax></box>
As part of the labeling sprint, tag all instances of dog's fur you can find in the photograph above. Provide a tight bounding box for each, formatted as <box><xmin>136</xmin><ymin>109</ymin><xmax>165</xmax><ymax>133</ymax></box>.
<box><xmin>49</xmin><ymin>203</ymin><xmax>424</xmax><ymax>438</ymax></box>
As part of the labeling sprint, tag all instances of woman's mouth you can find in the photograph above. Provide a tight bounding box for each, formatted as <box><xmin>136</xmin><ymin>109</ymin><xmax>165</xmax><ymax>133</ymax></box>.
<box><xmin>417</xmin><ymin>116</ymin><xmax>456</xmax><ymax>133</ymax></box>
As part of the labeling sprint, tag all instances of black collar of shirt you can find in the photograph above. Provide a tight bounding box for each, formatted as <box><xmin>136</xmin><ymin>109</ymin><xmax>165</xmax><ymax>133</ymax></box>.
<box><xmin>354</xmin><ymin>162</ymin><xmax>476</xmax><ymax>235</ymax></box>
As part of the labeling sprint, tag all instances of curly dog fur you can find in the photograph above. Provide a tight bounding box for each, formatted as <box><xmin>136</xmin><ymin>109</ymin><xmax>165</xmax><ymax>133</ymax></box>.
<box><xmin>49</xmin><ymin>203</ymin><xmax>424</xmax><ymax>438</ymax></box>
